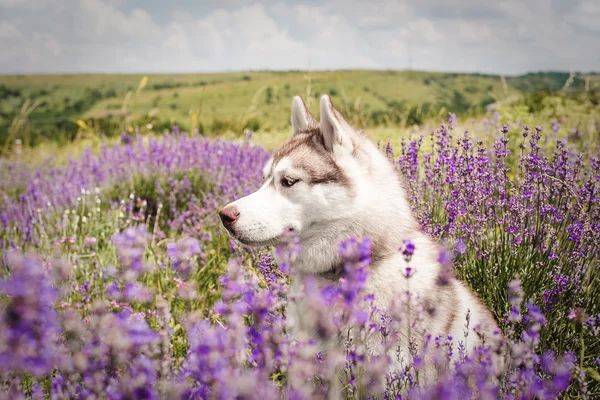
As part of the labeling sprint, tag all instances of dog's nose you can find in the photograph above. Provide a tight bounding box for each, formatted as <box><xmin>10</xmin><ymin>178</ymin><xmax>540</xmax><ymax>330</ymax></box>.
<box><xmin>219</xmin><ymin>206</ymin><xmax>240</xmax><ymax>229</ymax></box>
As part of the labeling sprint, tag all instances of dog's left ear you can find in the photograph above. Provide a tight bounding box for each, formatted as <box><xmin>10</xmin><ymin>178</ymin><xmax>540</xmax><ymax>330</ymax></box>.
<box><xmin>291</xmin><ymin>96</ymin><xmax>317</xmax><ymax>135</ymax></box>
<box><xmin>320</xmin><ymin>94</ymin><xmax>354</xmax><ymax>153</ymax></box>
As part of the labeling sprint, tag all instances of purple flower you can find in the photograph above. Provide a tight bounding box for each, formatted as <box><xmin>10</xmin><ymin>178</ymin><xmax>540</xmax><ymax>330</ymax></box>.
<box><xmin>400</xmin><ymin>239</ymin><xmax>415</xmax><ymax>263</ymax></box>
<box><xmin>447</xmin><ymin>113</ymin><xmax>457</xmax><ymax>129</ymax></box>
<box><xmin>275</xmin><ymin>231</ymin><xmax>302</xmax><ymax>274</ymax></box>
<box><xmin>455</xmin><ymin>239</ymin><xmax>466</xmax><ymax>255</ymax></box>
<box><xmin>84</xmin><ymin>236</ymin><xmax>97</xmax><ymax>248</ymax></box>
<box><xmin>166</xmin><ymin>237</ymin><xmax>202</xmax><ymax>279</ymax></box>
<box><xmin>113</xmin><ymin>225</ymin><xmax>150</xmax><ymax>277</ymax></box>
<box><xmin>337</xmin><ymin>236</ymin><xmax>372</xmax><ymax>306</ymax></box>
<box><xmin>123</xmin><ymin>281</ymin><xmax>154</xmax><ymax>303</ymax></box>
<box><xmin>568</xmin><ymin>309</ymin><xmax>577</xmax><ymax>321</ymax></box>
<box><xmin>120</xmin><ymin>131</ymin><xmax>133</xmax><ymax>145</ymax></box>
<box><xmin>105</xmin><ymin>281</ymin><xmax>121</xmax><ymax>300</ymax></box>
<box><xmin>543</xmin><ymin>273</ymin><xmax>569</xmax><ymax>313</ymax></box>
<box><xmin>0</xmin><ymin>253</ymin><xmax>65</xmax><ymax>377</ymax></box>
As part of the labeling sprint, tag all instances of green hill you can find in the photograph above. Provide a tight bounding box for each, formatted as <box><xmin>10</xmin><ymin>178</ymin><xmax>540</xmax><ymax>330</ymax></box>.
<box><xmin>1</xmin><ymin>70</ymin><xmax>598</xmax><ymax>147</ymax></box>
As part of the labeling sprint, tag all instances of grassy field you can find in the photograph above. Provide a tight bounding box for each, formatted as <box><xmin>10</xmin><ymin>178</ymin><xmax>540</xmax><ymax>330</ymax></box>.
<box><xmin>1</xmin><ymin>70</ymin><xmax>598</xmax><ymax>151</ymax></box>
<box><xmin>1</xmin><ymin>69</ymin><xmax>600</xmax><ymax>398</ymax></box>
<box><xmin>1</xmin><ymin>116</ymin><xmax>599</xmax><ymax>398</ymax></box>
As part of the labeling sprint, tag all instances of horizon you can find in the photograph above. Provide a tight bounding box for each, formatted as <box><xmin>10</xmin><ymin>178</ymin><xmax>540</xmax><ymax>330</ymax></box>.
<box><xmin>1</xmin><ymin>68</ymin><xmax>599</xmax><ymax>78</ymax></box>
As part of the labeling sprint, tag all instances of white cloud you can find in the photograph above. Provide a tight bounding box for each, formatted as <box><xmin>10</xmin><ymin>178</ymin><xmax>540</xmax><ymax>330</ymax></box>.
<box><xmin>0</xmin><ymin>20</ymin><xmax>22</xmax><ymax>39</ymax></box>
<box><xmin>159</xmin><ymin>4</ymin><xmax>308</xmax><ymax>71</ymax></box>
<box><xmin>323</xmin><ymin>0</ymin><xmax>415</xmax><ymax>29</ymax></box>
<box><xmin>0</xmin><ymin>0</ymin><xmax>57</xmax><ymax>10</ymax></box>
<box><xmin>407</xmin><ymin>19</ymin><xmax>444</xmax><ymax>43</ymax></box>
<box><xmin>567</xmin><ymin>1</ymin><xmax>600</xmax><ymax>32</ymax></box>
<box><xmin>454</xmin><ymin>21</ymin><xmax>494</xmax><ymax>44</ymax></box>
<box><xmin>0</xmin><ymin>0</ymin><xmax>598</xmax><ymax>74</ymax></box>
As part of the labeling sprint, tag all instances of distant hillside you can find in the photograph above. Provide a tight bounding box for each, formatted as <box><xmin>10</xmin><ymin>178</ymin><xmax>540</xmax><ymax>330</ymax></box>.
<box><xmin>0</xmin><ymin>70</ymin><xmax>598</xmax><ymax>147</ymax></box>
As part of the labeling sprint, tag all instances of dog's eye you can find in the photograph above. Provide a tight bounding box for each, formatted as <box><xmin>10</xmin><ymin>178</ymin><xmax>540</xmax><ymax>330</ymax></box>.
<box><xmin>281</xmin><ymin>177</ymin><xmax>299</xmax><ymax>187</ymax></box>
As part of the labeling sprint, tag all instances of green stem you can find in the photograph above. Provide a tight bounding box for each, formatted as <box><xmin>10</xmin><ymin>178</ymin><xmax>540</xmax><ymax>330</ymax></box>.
<box><xmin>579</xmin><ymin>327</ymin><xmax>585</xmax><ymax>371</ymax></box>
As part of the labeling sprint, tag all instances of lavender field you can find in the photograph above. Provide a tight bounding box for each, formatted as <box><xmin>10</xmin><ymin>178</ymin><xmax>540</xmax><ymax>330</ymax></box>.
<box><xmin>0</xmin><ymin>115</ymin><xmax>599</xmax><ymax>399</ymax></box>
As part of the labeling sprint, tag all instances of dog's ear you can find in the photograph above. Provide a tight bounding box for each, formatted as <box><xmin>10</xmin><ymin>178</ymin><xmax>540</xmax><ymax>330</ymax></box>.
<box><xmin>320</xmin><ymin>94</ymin><xmax>354</xmax><ymax>153</ymax></box>
<box><xmin>291</xmin><ymin>96</ymin><xmax>317</xmax><ymax>135</ymax></box>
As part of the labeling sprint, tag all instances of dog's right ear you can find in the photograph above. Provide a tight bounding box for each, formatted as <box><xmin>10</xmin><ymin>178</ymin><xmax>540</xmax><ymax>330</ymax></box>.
<box><xmin>319</xmin><ymin>94</ymin><xmax>354</xmax><ymax>154</ymax></box>
<box><xmin>291</xmin><ymin>96</ymin><xmax>317</xmax><ymax>135</ymax></box>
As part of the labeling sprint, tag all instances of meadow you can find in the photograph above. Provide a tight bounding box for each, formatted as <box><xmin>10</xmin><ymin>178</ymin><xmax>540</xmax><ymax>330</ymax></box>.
<box><xmin>1</xmin><ymin>70</ymin><xmax>598</xmax><ymax>151</ymax></box>
<box><xmin>0</xmin><ymin>70</ymin><xmax>599</xmax><ymax>399</ymax></box>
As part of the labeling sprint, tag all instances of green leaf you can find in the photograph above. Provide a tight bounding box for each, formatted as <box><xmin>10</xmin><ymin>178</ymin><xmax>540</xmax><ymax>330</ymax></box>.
<box><xmin>585</xmin><ymin>367</ymin><xmax>600</xmax><ymax>383</ymax></box>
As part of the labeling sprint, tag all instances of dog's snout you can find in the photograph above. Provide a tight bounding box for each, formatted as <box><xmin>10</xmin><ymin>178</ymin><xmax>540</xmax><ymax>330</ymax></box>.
<box><xmin>219</xmin><ymin>206</ymin><xmax>240</xmax><ymax>230</ymax></box>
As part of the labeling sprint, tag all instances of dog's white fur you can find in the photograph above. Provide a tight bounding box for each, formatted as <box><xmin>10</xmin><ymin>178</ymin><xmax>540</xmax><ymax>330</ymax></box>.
<box><xmin>221</xmin><ymin>95</ymin><xmax>504</xmax><ymax>380</ymax></box>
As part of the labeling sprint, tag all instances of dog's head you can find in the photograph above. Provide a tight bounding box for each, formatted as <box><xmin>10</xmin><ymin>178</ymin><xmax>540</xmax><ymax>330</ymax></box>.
<box><xmin>219</xmin><ymin>94</ymin><xmax>389</xmax><ymax>247</ymax></box>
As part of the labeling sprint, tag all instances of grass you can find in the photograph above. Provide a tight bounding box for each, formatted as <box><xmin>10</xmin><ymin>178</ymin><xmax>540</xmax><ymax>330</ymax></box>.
<box><xmin>2</xmin><ymin>70</ymin><xmax>598</xmax><ymax>150</ymax></box>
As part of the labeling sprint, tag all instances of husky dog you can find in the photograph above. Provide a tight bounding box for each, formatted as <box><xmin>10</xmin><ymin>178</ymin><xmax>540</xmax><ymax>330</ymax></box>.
<box><xmin>219</xmin><ymin>95</ymin><xmax>504</xmax><ymax>380</ymax></box>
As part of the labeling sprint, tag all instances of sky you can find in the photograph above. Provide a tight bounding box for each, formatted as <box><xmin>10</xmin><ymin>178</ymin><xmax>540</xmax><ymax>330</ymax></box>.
<box><xmin>0</xmin><ymin>0</ymin><xmax>598</xmax><ymax>75</ymax></box>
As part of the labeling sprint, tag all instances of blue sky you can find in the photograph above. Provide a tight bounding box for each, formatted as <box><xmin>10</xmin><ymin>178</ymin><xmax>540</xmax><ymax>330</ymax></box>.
<box><xmin>0</xmin><ymin>0</ymin><xmax>598</xmax><ymax>75</ymax></box>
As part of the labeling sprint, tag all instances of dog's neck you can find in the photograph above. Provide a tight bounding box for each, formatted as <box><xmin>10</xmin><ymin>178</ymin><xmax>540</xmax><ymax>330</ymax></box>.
<box><xmin>313</xmin><ymin>247</ymin><xmax>390</xmax><ymax>281</ymax></box>
<box><xmin>291</xmin><ymin>220</ymin><xmax>418</xmax><ymax>278</ymax></box>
